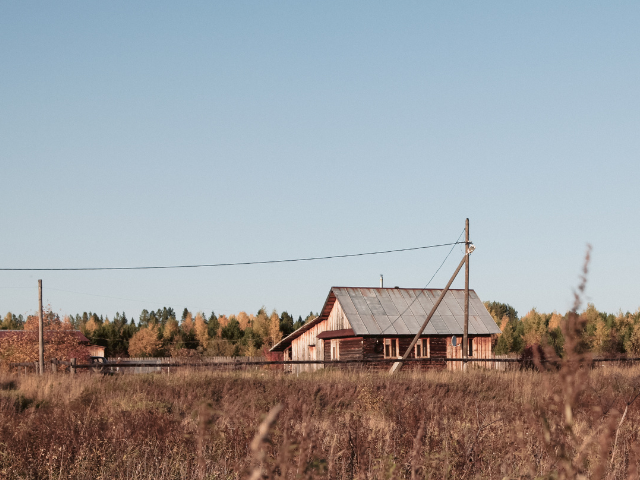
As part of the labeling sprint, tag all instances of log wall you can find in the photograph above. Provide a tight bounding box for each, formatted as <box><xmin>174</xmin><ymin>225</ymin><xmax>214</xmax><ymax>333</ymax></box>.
<box><xmin>289</xmin><ymin>300</ymin><xmax>496</xmax><ymax>373</ymax></box>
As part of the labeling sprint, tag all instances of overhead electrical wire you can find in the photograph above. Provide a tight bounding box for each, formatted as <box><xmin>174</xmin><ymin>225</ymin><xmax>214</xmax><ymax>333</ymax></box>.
<box><xmin>0</xmin><ymin>241</ymin><xmax>464</xmax><ymax>271</ymax></box>
<box><xmin>392</xmin><ymin>229</ymin><xmax>466</xmax><ymax>319</ymax></box>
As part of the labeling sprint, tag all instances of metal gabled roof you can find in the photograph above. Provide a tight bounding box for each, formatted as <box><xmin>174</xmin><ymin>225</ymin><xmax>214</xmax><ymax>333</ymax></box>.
<box><xmin>332</xmin><ymin>287</ymin><xmax>501</xmax><ymax>336</ymax></box>
<box><xmin>270</xmin><ymin>286</ymin><xmax>501</xmax><ymax>351</ymax></box>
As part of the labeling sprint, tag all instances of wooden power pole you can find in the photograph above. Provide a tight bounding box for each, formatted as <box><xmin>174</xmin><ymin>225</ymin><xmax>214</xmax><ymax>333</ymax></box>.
<box><xmin>463</xmin><ymin>219</ymin><xmax>470</xmax><ymax>372</ymax></box>
<box><xmin>390</xmin><ymin>248</ymin><xmax>470</xmax><ymax>374</ymax></box>
<box><xmin>38</xmin><ymin>279</ymin><xmax>44</xmax><ymax>375</ymax></box>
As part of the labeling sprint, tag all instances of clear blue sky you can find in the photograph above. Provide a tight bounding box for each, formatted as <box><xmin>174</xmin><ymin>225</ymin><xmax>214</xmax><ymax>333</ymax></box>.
<box><xmin>1</xmin><ymin>2</ymin><xmax>638</xmax><ymax>322</ymax></box>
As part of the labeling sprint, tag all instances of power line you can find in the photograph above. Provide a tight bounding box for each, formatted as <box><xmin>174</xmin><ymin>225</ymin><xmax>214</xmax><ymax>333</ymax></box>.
<box><xmin>394</xmin><ymin>229</ymin><xmax>466</xmax><ymax>319</ymax></box>
<box><xmin>0</xmin><ymin>241</ymin><xmax>463</xmax><ymax>271</ymax></box>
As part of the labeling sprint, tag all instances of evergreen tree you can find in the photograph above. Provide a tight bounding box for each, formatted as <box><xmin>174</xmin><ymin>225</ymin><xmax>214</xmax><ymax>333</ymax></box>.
<box><xmin>293</xmin><ymin>315</ymin><xmax>305</xmax><ymax>330</ymax></box>
<box><xmin>280</xmin><ymin>311</ymin><xmax>295</xmax><ymax>336</ymax></box>
<box><xmin>208</xmin><ymin>311</ymin><xmax>220</xmax><ymax>338</ymax></box>
<box><xmin>139</xmin><ymin>309</ymin><xmax>150</xmax><ymax>327</ymax></box>
<box><xmin>484</xmin><ymin>301</ymin><xmax>518</xmax><ymax>324</ymax></box>
<box><xmin>221</xmin><ymin>318</ymin><xmax>243</xmax><ymax>342</ymax></box>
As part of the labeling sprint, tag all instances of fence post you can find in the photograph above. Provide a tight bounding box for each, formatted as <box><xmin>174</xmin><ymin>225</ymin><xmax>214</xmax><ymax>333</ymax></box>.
<box><xmin>71</xmin><ymin>358</ymin><xmax>76</xmax><ymax>375</ymax></box>
<box><xmin>34</xmin><ymin>361</ymin><xmax>39</xmax><ymax>375</ymax></box>
<box><xmin>51</xmin><ymin>358</ymin><xmax>57</xmax><ymax>374</ymax></box>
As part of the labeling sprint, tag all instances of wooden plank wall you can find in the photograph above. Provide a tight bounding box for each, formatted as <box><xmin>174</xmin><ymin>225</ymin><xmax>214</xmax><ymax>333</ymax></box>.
<box><xmin>326</xmin><ymin>300</ymin><xmax>350</xmax><ymax>330</ymax></box>
<box><xmin>291</xmin><ymin>319</ymin><xmax>327</xmax><ymax>373</ymax></box>
<box><xmin>290</xmin><ymin>299</ymin><xmax>352</xmax><ymax>374</ymax></box>
<box><xmin>446</xmin><ymin>336</ymin><xmax>493</xmax><ymax>371</ymax></box>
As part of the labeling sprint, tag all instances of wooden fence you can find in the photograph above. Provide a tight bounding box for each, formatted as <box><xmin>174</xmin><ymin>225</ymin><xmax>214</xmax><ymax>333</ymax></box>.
<box><xmin>105</xmin><ymin>356</ymin><xmax>267</xmax><ymax>374</ymax></box>
<box><xmin>8</xmin><ymin>356</ymin><xmax>640</xmax><ymax>375</ymax></box>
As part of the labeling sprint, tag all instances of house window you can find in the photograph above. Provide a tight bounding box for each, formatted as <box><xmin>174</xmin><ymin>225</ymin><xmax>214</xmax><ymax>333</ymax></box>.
<box><xmin>331</xmin><ymin>339</ymin><xmax>340</xmax><ymax>360</ymax></box>
<box><xmin>468</xmin><ymin>337</ymin><xmax>473</xmax><ymax>357</ymax></box>
<box><xmin>415</xmin><ymin>338</ymin><xmax>430</xmax><ymax>358</ymax></box>
<box><xmin>384</xmin><ymin>338</ymin><xmax>399</xmax><ymax>358</ymax></box>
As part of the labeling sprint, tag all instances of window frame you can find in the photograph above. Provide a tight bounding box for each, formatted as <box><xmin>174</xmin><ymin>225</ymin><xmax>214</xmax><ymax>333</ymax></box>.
<box><xmin>330</xmin><ymin>339</ymin><xmax>340</xmax><ymax>360</ymax></box>
<box><xmin>384</xmin><ymin>338</ymin><xmax>399</xmax><ymax>358</ymax></box>
<box><xmin>414</xmin><ymin>338</ymin><xmax>430</xmax><ymax>358</ymax></box>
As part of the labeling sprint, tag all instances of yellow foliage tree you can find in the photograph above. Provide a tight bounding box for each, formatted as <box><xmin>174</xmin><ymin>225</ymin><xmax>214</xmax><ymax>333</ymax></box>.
<box><xmin>269</xmin><ymin>311</ymin><xmax>282</xmax><ymax>348</ymax></box>
<box><xmin>522</xmin><ymin>309</ymin><xmax>546</xmax><ymax>346</ymax></box>
<box><xmin>591</xmin><ymin>318</ymin><xmax>610</xmax><ymax>354</ymax></box>
<box><xmin>242</xmin><ymin>337</ymin><xmax>260</xmax><ymax>357</ymax></box>
<box><xmin>24</xmin><ymin>307</ymin><xmax>68</xmax><ymax>331</ymax></box>
<box><xmin>548</xmin><ymin>312</ymin><xmax>563</xmax><ymax>331</ymax></box>
<box><xmin>194</xmin><ymin>312</ymin><xmax>209</xmax><ymax>349</ymax></box>
<box><xmin>254</xmin><ymin>310</ymin><xmax>270</xmax><ymax>342</ymax></box>
<box><xmin>499</xmin><ymin>315</ymin><xmax>510</xmax><ymax>333</ymax></box>
<box><xmin>625</xmin><ymin>323</ymin><xmax>640</xmax><ymax>355</ymax></box>
<box><xmin>128</xmin><ymin>325</ymin><xmax>162</xmax><ymax>357</ymax></box>
<box><xmin>61</xmin><ymin>315</ymin><xmax>74</xmax><ymax>330</ymax></box>
<box><xmin>164</xmin><ymin>317</ymin><xmax>179</xmax><ymax>340</ymax></box>
<box><xmin>217</xmin><ymin>314</ymin><xmax>229</xmax><ymax>329</ymax></box>
<box><xmin>2</xmin><ymin>312</ymin><xmax>12</xmax><ymax>329</ymax></box>
<box><xmin>207</xmin><ymin>338</ymin><xmax>236</xmax><ymax>356</ymax></box>
<box><xmin>181</xmin><ymin>312</ymin><xmax>194</xmax><ymax>335</ymax></box>
<box><xmin>237</xmin><ymin>311</ymin><xmax>251</xmax><ymax>330</ymax></box>
<box><xmin>84</xmin><ymin>317</ymin><xmax>99</xmax><ymax>334</ymax></box>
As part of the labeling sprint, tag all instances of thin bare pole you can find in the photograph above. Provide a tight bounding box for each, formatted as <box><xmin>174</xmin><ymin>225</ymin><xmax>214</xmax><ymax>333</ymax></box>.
<box><xmin>38</xmin><ymin>279</ymin><xmax>44</xmax><ymax>375</ymax></box>
<box><xmin>390</xmin><ymin>251</ymin><xmax>470</xmax><ymax>374</ymax></box>
<box><xmin>463</xmin><ymin>218</ymin><xmax>469</xmax><ymax>372</ymax></box>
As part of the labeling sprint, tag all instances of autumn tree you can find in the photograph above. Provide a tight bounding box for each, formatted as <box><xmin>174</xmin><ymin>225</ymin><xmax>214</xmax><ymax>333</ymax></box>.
<box><xmin>163</xmin><ymin>317</ymin><xmax>179</xmax><ymax>341</ymax></box>
<box><xmin>128</xmin><ymin>325</ymin><xmax>162</xmax><ymax>357</ymax></box>
<box><xmin>521</xmin><ymin>309</ymin><xmax>547</xmax><ymax>347</ymax></box>
<box><xmin>268</xmin><ymin>311</ymin><xmax>282</xmax><ymax>347</ymax></box>
<box><xmin>253</xmin><ymin>309</ymin><xmax>270</xmax><ymax>341</ymax></box>
<box><xmin>181</xmin><ymin>311</ymin><xmax>194</xmax><ymax>335</ymax></box>
<box><xmin>1</xmin><ymin>312</ymin><xmax>24</xmax><ymax>330</ymax></box>
<box><xmin>236</xmin><ymin>311</ymin><xmax>251</xmax><ymax>330</ymax></box>
<box><xmin>194</xmin><ymin>312</ymin><xmax>209</xmax><ymax>350</ymax></box>
<box><xmin>1</xmin><ymin>307</ymin><xmax>89</xmax><ymax>366</ymax></box>
<box><xmin>624</xmin><ymin>317</ymin><xmax>640</xmax><ymax>355</ymax></box>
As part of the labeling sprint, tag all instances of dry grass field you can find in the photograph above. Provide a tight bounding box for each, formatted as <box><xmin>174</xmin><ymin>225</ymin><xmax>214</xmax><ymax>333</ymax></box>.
<box><xmin>1</xmin><ymin>362</ymin><xmax>639</xmax><ymax>480</ymax></box>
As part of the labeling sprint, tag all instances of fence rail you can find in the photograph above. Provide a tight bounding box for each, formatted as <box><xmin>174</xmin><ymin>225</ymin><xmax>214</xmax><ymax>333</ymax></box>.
<box><xmin>109</xmin><ymin>356</ymin><xmax>267</xmax><ymax>364</ymax></box>
<box><xmin>8</xmin><ymin>356</ymin><xmax>640</xmax><ymax>374</ymax></box>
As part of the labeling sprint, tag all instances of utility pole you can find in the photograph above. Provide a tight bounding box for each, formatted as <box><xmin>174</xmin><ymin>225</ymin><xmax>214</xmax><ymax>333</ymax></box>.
<box><xmin>463</xmin><ymin>219</ymin><xmax>469</xmax><ymax>372</ymax></box>
<box><xmin>38</xmin><ymin>279</ymin><xmax>44</xmax><ymax>375</ymax></box>
<box><xmin>390</xmin><ymin>250</ymin><xmax>470</xmax><ymax>375</ymax></box>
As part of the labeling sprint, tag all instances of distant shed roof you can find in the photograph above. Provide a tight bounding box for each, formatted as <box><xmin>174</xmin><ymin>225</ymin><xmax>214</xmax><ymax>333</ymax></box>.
<box><xmin>271</xmin><ymin>287</ymin><xmax>501</xmax><ymax>351</ymax></box>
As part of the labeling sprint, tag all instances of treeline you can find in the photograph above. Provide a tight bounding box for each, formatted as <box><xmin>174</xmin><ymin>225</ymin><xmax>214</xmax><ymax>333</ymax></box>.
<box><xmin>6</xmin><ymin>301</ymin><xmax>640</xmax><ymax>359</ymax></box>
<box><xmin>485</xmin><ymin>301</ymin><xmax>640</xmax><ymax>357</ymax></box>
<box><xmin>1</xmin><ymin>307</ymin><xmax>317</xmax><ymax>358</ymax></box>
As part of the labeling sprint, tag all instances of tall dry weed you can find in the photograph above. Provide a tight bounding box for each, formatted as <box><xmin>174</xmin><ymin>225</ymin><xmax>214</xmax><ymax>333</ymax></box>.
<box><xmin>1</xmin><ymin>249</ymin><xmax>639</xmax><ymax>478</ymax></box>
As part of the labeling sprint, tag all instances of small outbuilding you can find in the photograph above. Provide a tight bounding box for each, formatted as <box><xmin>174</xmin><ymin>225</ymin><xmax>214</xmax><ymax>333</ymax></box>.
<box><xmin>270</xmin><ymin>287</ymin><xmax>501</xmax><ymax>372</ymax></box>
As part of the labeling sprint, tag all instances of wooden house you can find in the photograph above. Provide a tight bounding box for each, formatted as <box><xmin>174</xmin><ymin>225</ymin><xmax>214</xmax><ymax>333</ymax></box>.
<box><xmin>270</xmin><ymin>287</ymin><xmax>501</xmax><ymax>372</ymax></box>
